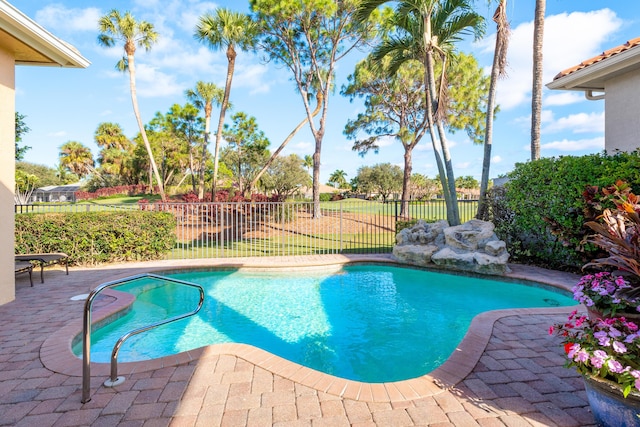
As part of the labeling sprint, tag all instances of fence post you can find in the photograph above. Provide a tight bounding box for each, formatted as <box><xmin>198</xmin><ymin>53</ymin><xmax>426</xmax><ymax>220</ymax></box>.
<box><xmin>339</xmin><ymin>201</ymin><xmax>343</xmax><ymax>253</ymax></box>
<box><xmin>281</xmin><ymin>202</ymin><xmax>285</xmax><ymax>256</ymax></box>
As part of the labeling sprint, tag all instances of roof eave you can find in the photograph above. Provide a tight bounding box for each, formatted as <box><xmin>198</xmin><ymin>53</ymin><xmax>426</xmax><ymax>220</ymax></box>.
<box><xmin>547</xmin><ymin>45</ymin><xmax>640</xmax><ymax>92</ymax></box>
<box><xmin>0</xmin><ymin>2</ymin><xmax>90</xmax><ymax>68</ymax></box>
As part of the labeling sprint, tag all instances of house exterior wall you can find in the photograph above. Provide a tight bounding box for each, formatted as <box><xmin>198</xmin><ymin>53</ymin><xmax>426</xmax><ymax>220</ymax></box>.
<box><xmin>605</xmin><ymin>70</ymin><xmax>640</xmax><ymax>153</ymax></box>
<box><xmin>0</xmin><ymin>47</ymin><xmax>15</xmax><ymax>304</ymax></box>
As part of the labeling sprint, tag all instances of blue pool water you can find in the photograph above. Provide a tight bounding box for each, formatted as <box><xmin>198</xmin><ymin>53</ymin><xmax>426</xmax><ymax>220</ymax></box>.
<box><xmin>76</xmin><ymin>265</ymin><xmax>577</xmax><ymax>382</ymax></box>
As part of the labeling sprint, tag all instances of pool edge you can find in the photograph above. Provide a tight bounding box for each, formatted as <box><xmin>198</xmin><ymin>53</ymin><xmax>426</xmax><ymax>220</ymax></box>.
<box><xmin>40</xmin><ymin>254</ymin><xmax>581</xmax><ymax>402</ymax></box>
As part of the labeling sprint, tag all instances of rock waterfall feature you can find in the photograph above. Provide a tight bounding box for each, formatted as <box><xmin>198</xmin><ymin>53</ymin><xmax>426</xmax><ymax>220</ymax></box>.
<box><xmin>392</xmin><ymin>219</ymin><xmax>510</xmax><ymax>275</ymax></box>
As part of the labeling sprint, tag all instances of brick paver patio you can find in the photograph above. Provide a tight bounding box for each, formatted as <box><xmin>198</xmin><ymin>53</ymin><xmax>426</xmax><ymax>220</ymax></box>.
<box><xmin>0</xmin><ymin>255</ymin><xmax>595</xmax><ymax>426</ymax></box>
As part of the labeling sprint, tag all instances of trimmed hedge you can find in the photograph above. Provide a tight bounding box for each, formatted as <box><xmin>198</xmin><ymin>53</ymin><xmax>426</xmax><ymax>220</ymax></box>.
<box><xmin>15</xmin><ymin>211</ymin><xmax>176</xmax><ymax>265</ymax></box>
<box><xmin>493</xmin><ymin>152</ymin><xmax>640</xmax><ymax>270</ymax></box>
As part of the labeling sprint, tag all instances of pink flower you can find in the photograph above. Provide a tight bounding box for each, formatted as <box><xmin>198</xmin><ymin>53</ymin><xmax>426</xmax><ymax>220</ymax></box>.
<box><xmin>591</xmin><ymin>350</ymin><xmax>608</xmax><ymax>368</ymax></box>
<box><xmin>613</xmin><ymin>341</ymin><xmax>628</xmax><ymax>353</ymax></box>
<box><xmin>608</xmin><ymin>359</ymin><xmax>625</xmax><ymax>374</ymax></box>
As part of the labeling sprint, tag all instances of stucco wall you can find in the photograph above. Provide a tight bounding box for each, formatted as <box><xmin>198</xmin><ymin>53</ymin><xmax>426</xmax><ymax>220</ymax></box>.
<box><xmin>605</xmin><ymin>70</ymin><xmax>640</xmax><ymax>153</ymax></box>
<box><xmin>0</xmin><ymin>47</ymin><xmax>15</xmax><ymax>304</ymax></box>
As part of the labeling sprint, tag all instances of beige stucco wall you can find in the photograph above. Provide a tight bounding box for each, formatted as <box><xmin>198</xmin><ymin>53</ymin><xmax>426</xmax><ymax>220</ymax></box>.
<box><xmin>605</xmin><ymin>70</ymin><xmax>640</xmax><ymax>153</ymax></box>
<box><xmin>0</xmin><ymin>46</ymin><xmax>15</xmax><ymax>305</ymax></box>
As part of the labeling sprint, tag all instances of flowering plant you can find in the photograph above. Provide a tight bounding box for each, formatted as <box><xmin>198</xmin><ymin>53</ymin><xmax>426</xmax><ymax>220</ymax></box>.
<box><xmin>550</xmin><ymin>310</ymin><xmax>640</xmax><ymax>397</ymax></box>
<box><xmin>573</xmin><ymin>272</ymin><xmax>640</xmax><ymax>317</ymax></box>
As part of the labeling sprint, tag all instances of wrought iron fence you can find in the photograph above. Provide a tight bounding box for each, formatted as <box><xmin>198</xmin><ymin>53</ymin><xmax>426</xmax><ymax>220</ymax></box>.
<box><xmin>15</xmin><ymin>199</ymin><xmax>478</xmax><ymax>258</ymax></box>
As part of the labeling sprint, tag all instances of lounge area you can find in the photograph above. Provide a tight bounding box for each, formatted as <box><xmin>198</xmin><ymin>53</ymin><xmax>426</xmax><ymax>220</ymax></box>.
<box><xmin>14</xmin><ymin>253</ymin><xmax>68</xmax><ymax>284</ymax></box>
<box><xmin>1</xmin><ymin>255</ymin><xmax>595</xmax><ymax>426</ymax></box>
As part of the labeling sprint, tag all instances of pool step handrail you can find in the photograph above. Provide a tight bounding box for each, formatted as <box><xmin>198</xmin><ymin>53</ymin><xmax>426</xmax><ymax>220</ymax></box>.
<box><xmin>81</xmin><ymin>273</ymin><xmax>205</xmax><ymax>404</ymax></box>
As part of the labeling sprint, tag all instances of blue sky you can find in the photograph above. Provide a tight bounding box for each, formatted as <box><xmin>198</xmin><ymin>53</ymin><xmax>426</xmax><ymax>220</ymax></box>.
<box><xmin>14</xmin><ymin>1</ymin><xmax>640</xmax><ymax>185</ymax></box>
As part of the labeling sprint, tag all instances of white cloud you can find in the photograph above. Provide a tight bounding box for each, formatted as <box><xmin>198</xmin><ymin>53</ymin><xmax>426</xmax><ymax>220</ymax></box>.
<box><xmin>541</xmin><ymin>136</ymin><xmax>604</xmax><ymax>151</ymax></box>
<box><xmin>478</xmin><ymin>9</ymin><xmax>622</xmax><ymax>111</ymax></box>
<box><xmin>135</xmin><ymin>64</ymin><xmax>183</xmax><ymax>97</ymax></box>
<box><xmin>48</xmin><ymin>131</ymin><xmax>67</xmax><ymax>137</ymax></box>
<box><xmin>544</xmin><ymin>112</ymin><xmax>605</xmax><ymax>134</ymax></box>
<box><xmin>492</xmin><ymin>155</ymin><xmax>502</xmax><ymax>163</ymax></box>
<box><xmin>35</xmin><ymin>5</ymin><xmax>102</xmax><ymax>32</ymax></box>
<box><xmin>545</xmin><ymin>92</ymin><xmax>586</xmax><ymax>106</ymax></box>
<box><xmin>456</xmin><ymin>162</ymin><xmax>471</xmax><ymax>169</ymax></box>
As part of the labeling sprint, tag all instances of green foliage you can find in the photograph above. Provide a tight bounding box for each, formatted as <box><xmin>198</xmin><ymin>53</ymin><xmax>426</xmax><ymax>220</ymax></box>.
<box><xmin>319</xmin><ymin>193</ymin><xmax>334</xmax><ymax>202</ymax></box>
<box><xmin>271</xmin><ymin>203</ymin><xmax>297</xmax><ymax>223</ymax></box>
<box><xmin>261</xmin><ymin>154</ymin><xmax>310</xmax><ymax>197</ymax></box>
<box><xmin>355</xmin><ymin>163</ymin><xmax>403</xmax><ymax>201</ymax></box>
<box><xmin>16</xmin><ymin>162</ymin><xmax>62</xmax><ymax>188</ymax></box>
<box><xmin>496</xmin><ymin>152</ymin><xmax>640</xmax><ymax>270</ymax></box>
<box><xmin>15</xmin><ymin>112</ymin><xmax>31</xmax><ymax>161</ymax></box>
<box><xmin>15</xmin><ymin>211</ymin><xmax>176</xmax><ymax>265</ymax></box>
<box><xmin>455</xmin><ymin>175</ymin><xmax>479</xmax><ymax>189</ymax></box>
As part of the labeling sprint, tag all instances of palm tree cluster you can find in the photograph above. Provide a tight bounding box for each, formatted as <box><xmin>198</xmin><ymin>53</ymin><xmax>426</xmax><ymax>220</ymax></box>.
<box><xmin>46</xmin><ymin>1</ymin><xmax>546</xmax><ymax>222</ymax></box>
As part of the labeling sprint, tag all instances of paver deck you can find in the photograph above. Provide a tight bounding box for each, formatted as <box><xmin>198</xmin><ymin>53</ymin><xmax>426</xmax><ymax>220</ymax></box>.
<box><xmin>0</xmin><ymin>254</ymin><xmax>595</xmax><ymax>426</ymax></box>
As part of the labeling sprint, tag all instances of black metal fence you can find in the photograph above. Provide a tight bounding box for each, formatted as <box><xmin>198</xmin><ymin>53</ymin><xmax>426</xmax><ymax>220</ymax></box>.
<box><xmin>15</xmin><ymin>200</ymin><xmax>478</xmax><ymax>258</ymax></box>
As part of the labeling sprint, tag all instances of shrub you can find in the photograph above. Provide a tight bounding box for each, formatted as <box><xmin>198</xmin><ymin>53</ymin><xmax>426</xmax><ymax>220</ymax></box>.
<box><xmin>495</xmin><ymin>152</ymin><xmax>640</xmax><ymax>270</ymax></box>
<box><xmin>319</xmin><ymin>193</ymin><xmax>334</xmax><ymax>202</ymax></box>
<box><xmin>271</xmin><ymin>203</ymin><xmax>297</xmax><ymax>223</ymax></box>
<box><xmin>15</xmin><ymin>211</ymin><xmax>176</xmax><ymax>265</ymax></box>
<box><xmin>75</xmin><ymin>184</ymin><xmax>156</xmax><ymax>201</ymax></box>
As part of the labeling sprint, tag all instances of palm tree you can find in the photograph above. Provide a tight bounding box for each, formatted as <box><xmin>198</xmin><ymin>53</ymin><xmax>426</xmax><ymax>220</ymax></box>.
<box><xmin>531</xmin><ymin>0</ymin><xmax>545</xmax><ymax>161</ymax></box>
<box><xmin>357</xmin><ymin>0</ymin><xmax>485</xmax><ymax>225</ymax></box>
<box><xmin>94</xmin><ymin>122</ymin><xmax>130</xmax><ymax>150</ymax></box>
<box><xmin>97</xmin><ymin>9</ymin><xmax>167</xmax><ymax>201</ymax></box>
<box><xmin>477</xmin><ymin>0</ymin><xmax>509</xmax><ymax>219</ymax></box>
<box><xmin>329</xmin><ymin>170</ymin><xmax>348</xmax><ymax>189</ymax></box>
<box><xmin>59</xmin><ymin>141</ymin><xmax>95</xmax><ymax>179</ymax></box>
<box><xmin>303</xmin><ymin>155</ymin><xmax>313</xmax><ymax>174</ymax></box>
<box><xmin>195</xmin><ymin>9</ymin><xmax>257</xmax><ymax>197</ymax></box>
<box><xmin>185</xmin><ymin>81</ymin><xmax>224</xmax><ymax>199</ymax></box>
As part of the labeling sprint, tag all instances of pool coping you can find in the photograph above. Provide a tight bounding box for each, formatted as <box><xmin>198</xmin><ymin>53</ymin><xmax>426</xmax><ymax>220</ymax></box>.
<box><xmin>40</xmin><ymin>255</ymin><xmax>580</xmax><ymax>403</ymax></box>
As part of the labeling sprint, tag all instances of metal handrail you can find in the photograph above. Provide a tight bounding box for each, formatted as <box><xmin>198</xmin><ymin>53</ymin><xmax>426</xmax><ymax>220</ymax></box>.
<box><xmin>81</xmin><ymin>273</ymin><xmax>204</xmax><ymax>403</ymax></box>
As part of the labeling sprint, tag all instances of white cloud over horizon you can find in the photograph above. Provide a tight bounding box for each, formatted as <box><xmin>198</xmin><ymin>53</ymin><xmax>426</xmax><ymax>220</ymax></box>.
<box><xmin>540</xmin><ymin>136</ymin><xmax>604</xmax><ymax>152</ymax></box>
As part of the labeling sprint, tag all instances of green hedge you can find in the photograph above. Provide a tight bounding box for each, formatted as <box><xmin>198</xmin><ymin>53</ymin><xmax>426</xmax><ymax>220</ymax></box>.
<box><xmin>494</xmin><ymin>152</ymin><xmax>640</xmax><ymax>270</ymax></box>
<box><xmin>15</xmin><ymin>211</ymin><xmax>176</xmax><ymax>265</ymax></box>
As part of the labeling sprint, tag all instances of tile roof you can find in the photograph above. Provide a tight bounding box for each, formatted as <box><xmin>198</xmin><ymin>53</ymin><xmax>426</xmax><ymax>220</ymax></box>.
<box><xmin>553</xmin><ymin>36</ymin><xmax>640</xmax><ymax>80</ymax></box>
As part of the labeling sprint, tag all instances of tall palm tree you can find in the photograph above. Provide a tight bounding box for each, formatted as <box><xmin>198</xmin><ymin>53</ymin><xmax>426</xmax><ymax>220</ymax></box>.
<box><xmin>185</xmin><ymin>81</ymin><xmax>224</xmax><ymax>199</ymax></box>
<box><xmin>59</xmin><ymin>141</ymin><xmax>95</xmax><ymax>179</ymax></box>
<box><xmin>94</xmin><ymin>122</ymin><xmax>130</xmax><ymax>150</ymax></box>
<box><xmin>329</xmin><ymin>169</ymin><xmax>348</xmax><ymax>189</ymax></box>
<box><xmin>357</xmin><ymin>0</ymin><xmax>485</xmax><ymax>225</ymax></box>
<box><xmin>195</xmin><ymin>9</ymin><xmax>257</xmax><ymax>197</ymax></box>
<box><xmin>97</xmin><ymin>9</ymin><xmax>167</xmax><ymax>201</ymax></box>
<box><xmin>530</xmin><ymin>0</ymin><xmax>545</xmax><ymax>161</ymax></box>
<box><xmin>477</xmin><ymin>0</ymin><xmax>509</xmax><ymax>219</ymax></box>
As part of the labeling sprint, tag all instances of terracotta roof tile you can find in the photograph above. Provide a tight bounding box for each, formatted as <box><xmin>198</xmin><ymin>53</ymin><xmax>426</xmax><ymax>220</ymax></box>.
<box><xmin>553</xmin><ymin>36</ymin><xmax>640</xmax><ymax>80</ymax></box>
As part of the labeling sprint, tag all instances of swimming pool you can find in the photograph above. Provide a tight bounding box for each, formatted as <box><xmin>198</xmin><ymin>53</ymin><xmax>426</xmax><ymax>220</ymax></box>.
<box><xmin>76</xmin><ymin>264</ymin><xmax>577</xmax><ymax>382</ymax></box>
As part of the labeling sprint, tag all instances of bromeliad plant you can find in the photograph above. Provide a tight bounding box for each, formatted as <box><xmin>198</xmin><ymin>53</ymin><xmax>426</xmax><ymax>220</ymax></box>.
<box><xmin>582</xmin><ymin>180</ymin><xmax>640</xmax><ymax>285</ymax></box>
<box><xmin>550</xmin><ymin>311</ymin><xmax>640</xmax><ymax>397</ymax></box>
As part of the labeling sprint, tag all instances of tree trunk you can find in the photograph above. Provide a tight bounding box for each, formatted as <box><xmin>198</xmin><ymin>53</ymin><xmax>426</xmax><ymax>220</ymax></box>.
<box><xmin>478</xmin><ymin>0</ymin><xmax>509</xmax><ymax>220</ymax></box>
<box><xmin>128</xmin><ymin>53</ymin><xmax>166</xmax><ymax>202</ymax></box>
<box><xmin>531</xmin><ymin>0</ymin><xmax>545</xmax><ymax>161</ymax></box>
<box><xmin>424</xmin><ymin>49</ymin><xmax>459</xmax><ymax>223</ymax></box>
<box><xmin>212</xmin><ymin>44</ymin><xmax>236</xmax><ymax>199</ymax></box>
<box><xmin>249</xmin><ymin>93</ymin><xmax>323</xmax><ymax>192</ymax></box>
<box><xmin>198</xmin><ymin>109</ymin><xmax>211</xmax><ymax>200</ymax></box>
<box><xmin>423</xmin><ymin>58</ymin><xmax>452</xmax><ymax>224</ymax></box>
<box><xmin>400</xmin><ymin>149</ymin><xmax>412</xmax><ymax>217</ymax></box>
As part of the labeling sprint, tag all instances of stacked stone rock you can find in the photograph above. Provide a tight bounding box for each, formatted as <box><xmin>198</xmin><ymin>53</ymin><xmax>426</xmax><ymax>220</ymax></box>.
<box><xmin>392</xmin><ymin>219</ymin><xmax>510</xmax><ymax>275</ymax></box>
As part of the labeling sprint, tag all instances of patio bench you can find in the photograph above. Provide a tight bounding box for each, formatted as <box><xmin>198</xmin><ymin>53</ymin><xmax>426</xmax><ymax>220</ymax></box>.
<box><xmin>15</xmin><ymin>253</ymin><xmax>69</xmax><ymax>284</ymax></box>
<box><xmin>15</xmin><ymin>261</ymin><xmax>34</xmax><ymax>287</ymax></box>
